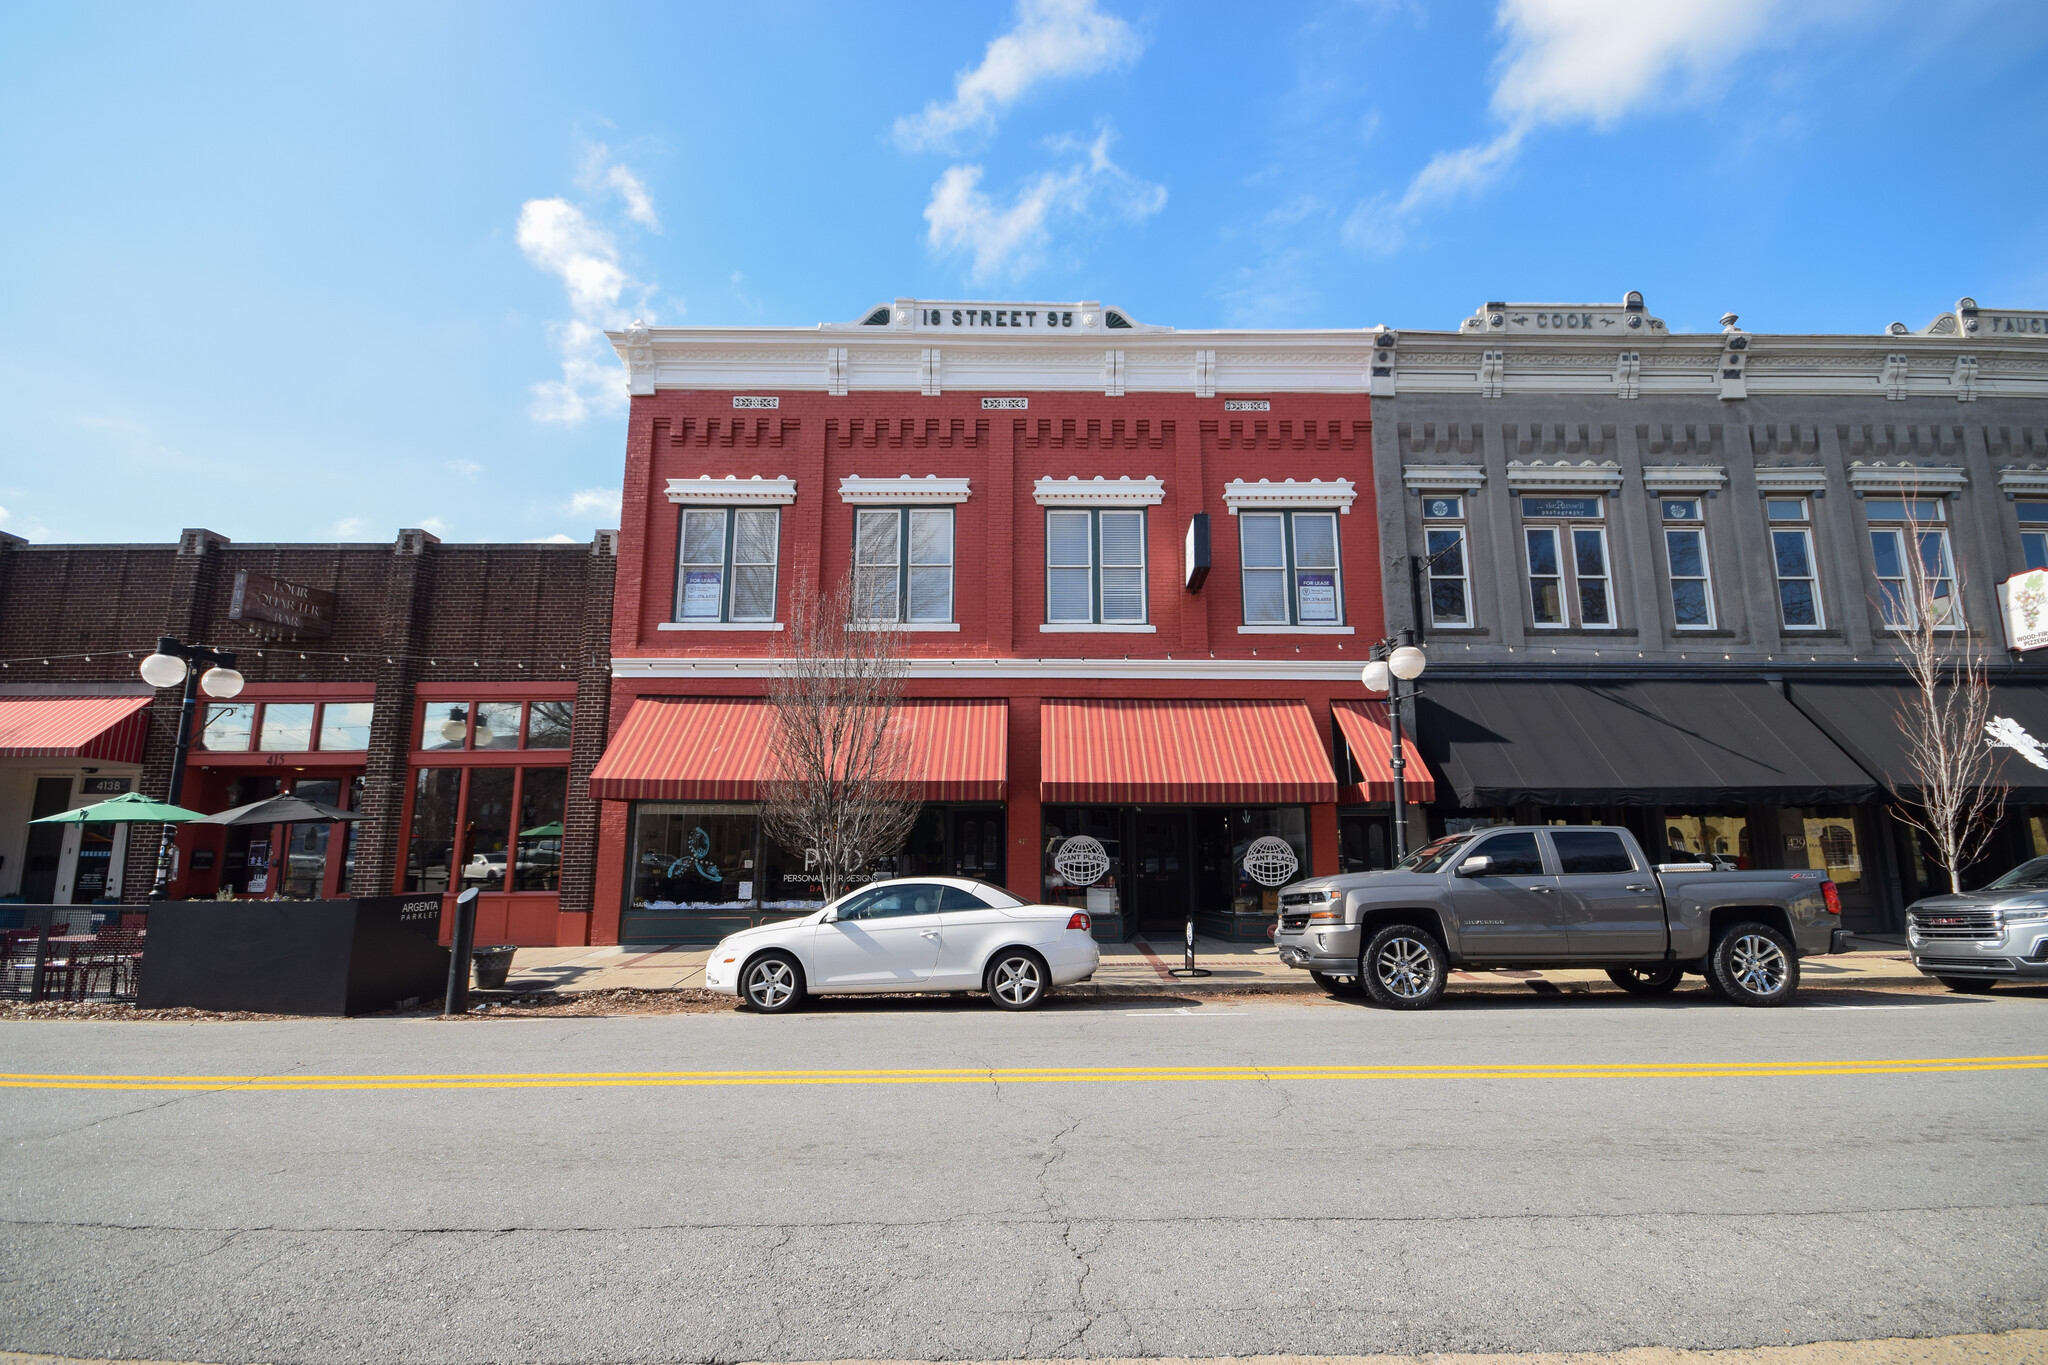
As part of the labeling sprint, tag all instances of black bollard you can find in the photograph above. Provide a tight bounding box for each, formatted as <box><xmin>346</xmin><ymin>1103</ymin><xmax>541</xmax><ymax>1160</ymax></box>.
<box><xmin>28</xmin><ymin>909</ymin><xmax>51</xmax><ymax>1003</ymax></box>
<box><xmin>443</xmin><ymin>887</ymin><xmax>479</xmax><ymax>1016</ymax></box>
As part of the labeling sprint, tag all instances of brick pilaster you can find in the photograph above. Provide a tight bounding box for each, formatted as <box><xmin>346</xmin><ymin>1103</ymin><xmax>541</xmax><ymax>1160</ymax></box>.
<box><xmin>556</xmin><ymin>529</ymin><xmax>617</xmax><ymax>930</ymax></box>
<box><xmin>348</xmin><ymin>529</ymin><xmax>437</xmax><ymax>895</ymax></box>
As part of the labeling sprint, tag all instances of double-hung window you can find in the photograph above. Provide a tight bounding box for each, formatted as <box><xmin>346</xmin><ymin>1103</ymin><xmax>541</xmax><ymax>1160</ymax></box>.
<box><xmin>1046</xmin><ymin>509</ymin><xmax>1147</xmax><ymax>624</ymax></box>
<box><xmin>1866</xmin><ymin>498</ymin><xmax>1959</xmax><ymax>629</ymax></box>
<box><xmin>1520</xmin><ymin>497</ymin><xmax>1612</xmax><ymax>628</ymax></box>
<box><xmin>2018</xmin><ymin>501</ymin><xmax>2048</xmax><ymax>572</ymax></box>
<box><xmin>1421</xmin><ymin>495</ymin><xmax>1470</xmax><ymax>628</ymax></box>
<box><xmin>1240</xmin><ymin>510</ymin><xmax>1342</xmax><ymax>625</ymax></box>
<box><xmin>1659</xmin><ymin>499</ymin><xmax>1715</xmax><ymax>629</ymax></box>
<box><xmin>855</xmin><ymin>507</ymin><xmax>954</xmax><ymax>624</ymax></box>
<box><xmin>1766</xmin><ymin>498</ymin><xmax>1825</xmax><ymax>630</ymax></box>
<box><xmin>676</xmin><ymin>507</ymin><xmax>780</xmax><ymax>623</ymax></box>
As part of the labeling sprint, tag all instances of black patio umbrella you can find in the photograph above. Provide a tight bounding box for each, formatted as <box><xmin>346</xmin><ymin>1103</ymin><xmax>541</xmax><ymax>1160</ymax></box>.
<box><xmin>196</xmin><ymin>793</ymin><xmax>360</xmax><ymax>826</ymax></box>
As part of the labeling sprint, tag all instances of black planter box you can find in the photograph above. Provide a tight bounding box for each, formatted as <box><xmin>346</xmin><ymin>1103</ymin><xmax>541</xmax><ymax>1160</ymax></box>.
<box><xmin>138</xmin><ymin>896</ymin><xmax>450</xmax><ymax>1016</ymax></box>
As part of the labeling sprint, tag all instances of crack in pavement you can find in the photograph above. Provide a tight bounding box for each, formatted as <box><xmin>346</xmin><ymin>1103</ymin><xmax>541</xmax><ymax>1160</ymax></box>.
<box><xmin>16</xmin><ymin>1058</ymin><xmax>316</xmax><ymax>1143</ymax></box>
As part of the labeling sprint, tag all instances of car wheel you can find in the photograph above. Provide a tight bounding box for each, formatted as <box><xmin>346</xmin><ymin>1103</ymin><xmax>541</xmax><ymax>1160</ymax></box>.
<box><xmin>986</xmin><ymin>950</ymin><xmax>1048</xmax><ymax>1010</ymax></box>
<box><xmin>1310</xmin><ymin>970</ymin><xmax>1364</xmax><ymax>996</ymax></box>
<box><xmin>739</xmin><ymin>951</ymin><xmax>804</xmax><ymax>1014</ymax></box>
<box><xmin>1606</xmin><ymin>965</ymin><xmax>1683</xmax><ymax>996</ymax></box>
<box><xmin>1707</xmin><ymin>922</ymin><xmax>1800</xmax><ymax>1006</ymax></box>
<box><xmin>1359</xmin><ymin>923</ymin><xmax>1447</xmax><ymax>1010</ymax></box>
<box><xmin>1935</xmin><ymin>975</ymin><xmax>1998</xmax><ymax>994</ymax></box>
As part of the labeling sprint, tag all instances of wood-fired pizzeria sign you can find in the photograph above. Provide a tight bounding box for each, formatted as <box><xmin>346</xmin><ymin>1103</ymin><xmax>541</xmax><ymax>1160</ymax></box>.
<box><xmin>229</xmin><ymin>569</ymin><xmax>337</xmax><ymax>638</ymax></box>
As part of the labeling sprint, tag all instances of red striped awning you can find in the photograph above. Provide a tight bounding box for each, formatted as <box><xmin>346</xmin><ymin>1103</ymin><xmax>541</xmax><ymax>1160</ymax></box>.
<box><xmin>0</xmin><ymin>695</ymin><xmax>153</xmax><ymax>761</ymax></box>
<box><xmin>1040</xmin><ymin>698</ymin><xmax>1337</xmax><ymax>805</ymax></box>
<box><xmin>1332</xmin><ymin>700</ymin><xmax>1437</xmax><ymax>804</ymax></box>
<box><xmin>588</xmin><ymin>697</ymin><xmax>1007</xmax><ymax>802</ymax></box>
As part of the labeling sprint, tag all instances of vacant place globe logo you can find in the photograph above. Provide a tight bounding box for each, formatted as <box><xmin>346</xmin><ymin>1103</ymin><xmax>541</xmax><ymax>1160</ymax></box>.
<box><xmin>1053</xmin><ymin>835</ymin><xmax>1110</xmax><ymax>886</ymax></box>
<box><xmin>1242</xmin><ymin>836</ymin><xmax>1299</xmax><ymax>887</ymax></box>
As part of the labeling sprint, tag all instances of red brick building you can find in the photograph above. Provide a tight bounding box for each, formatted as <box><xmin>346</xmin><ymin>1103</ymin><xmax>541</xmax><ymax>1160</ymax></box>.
<box><xmin>588</xmin><ymin>300</ymin><xmax>1426</xmax><ymax>945</ymax></box>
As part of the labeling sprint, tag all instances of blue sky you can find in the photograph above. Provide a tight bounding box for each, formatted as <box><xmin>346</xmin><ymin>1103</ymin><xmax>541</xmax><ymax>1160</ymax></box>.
<box><xmin>2</xmin><ymin>0</ymin><xmax>2043</xmax><ymax>546</ymax></box>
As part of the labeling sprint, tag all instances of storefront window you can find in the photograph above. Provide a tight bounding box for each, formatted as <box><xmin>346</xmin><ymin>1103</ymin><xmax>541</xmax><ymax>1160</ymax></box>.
<box><xmin>527</xmin><ymin>700</ymin><xmax>573</xmax><ymax>748</ymax></box>
<box><xmin>1224</xmin><ymin>807</ymin><xmax>1309</xmax><ymax>913</ymax></box>
<box><xmin>760</xmin><ymin>832</ymin><xmax>828</xmax><ymax>910</ymax></box>
<box><xmin>1660</xmin><ymin>814</ymin><xmax>1751</xmax><ymax>868</ymax></box>
<box><xmin>405</xmin><ymin>768</ymin><xmax>460</xmax><ymax>892</ymax></box>
<box><xmin>319</xmin><ymin>702</ymin><xmax>374</xmax><ymax>750</ymax></box>
<box><xmin>1042</xmin><ymin>808</ymin><xmax>1123</xmax><ymax>915</ymax></box>
<box><xmin>473</xmin><ymin>702</ymin><xmax>522</xmax><ymax>750</ymax></box>
<box><xmin>257</xmin><ymin>703</ymin><xmax>316</xmax><ymax>752</ymax></box>
<box><xmin>631</xmin><ymin>803</ymin><xmax>758</xmax><ymax>909</ymax></box>
<box><xmin>280</xmin><ymin>779</ymin><xmax>341</xmax><ymax>899</ymax></box>
<box><xmin>515</xmin><ymin>768</ymin><xmax>567</xmax><ymax>891</ymax></box>
<box><xmin>460</xmin><ymin>768</ymin><xmax>514</xmax><ymax>891</ymax></box>
<box><xmin>199</xmin><ymin>703</ymin><xmax>253</xmax><ymax>751</ymax></box>
<box><xmin>422</xmin><ymin>703</ymin><xmax>470</xmax><ymax>751</ymax></box>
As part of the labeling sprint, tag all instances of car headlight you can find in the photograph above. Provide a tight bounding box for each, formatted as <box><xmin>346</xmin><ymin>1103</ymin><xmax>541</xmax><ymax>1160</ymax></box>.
<box><xmin>2000</xmin><ymin>909</ymin><xmax>2048</xmax><ymax>923</ymax></box>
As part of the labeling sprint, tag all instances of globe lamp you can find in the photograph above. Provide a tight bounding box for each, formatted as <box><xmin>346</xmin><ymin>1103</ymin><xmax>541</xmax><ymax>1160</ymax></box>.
<box><xmin>1388</xmin><ymin>645</ymin><xmax>1428</xmax><ymax>681</ymax></box>
<box><xmin>138</xmin><ymin>652</ymin><xmax>188</xmax><ymax>688</ymax></box>
<box><xmin>1360</xmin><ymin>660</ymin><xmax>1391</xmax><ymax>693</ymax></box>
<box><xmin>199</xmin><ymin>666</ymin><xmax>245</xmax><ymax>699</ymax></box>
<box><xmin>440</xmin><ymin>712</ymin><xmax>468</xmax><ymax>745</ymax></box>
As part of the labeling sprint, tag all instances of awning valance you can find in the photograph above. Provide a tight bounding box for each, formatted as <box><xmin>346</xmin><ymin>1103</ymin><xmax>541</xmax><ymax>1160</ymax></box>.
<box><xmin>1788</xmin><ymin>680</ymin><xmax>2048</xmax><ymax>802</ymax></box>
<box><xmin>588</xmin><ymin>697</ymin><xmax>1007</xmax><ymax>803</ymax></box>
<box><xmin>1332</xmin><ymin>700</ymin><xmax>1437</xmax><ymax>804</ymax></box>
<box><xmin>1040</xmin><ymin>698</ymin><xmax>1337</xmax><ymax>805</ymax></box>
<box><xmin>1417</xmin><ymin>679</ymin><xmax>1875</xmax><ymax>808</ymax></box>
<box><xmin>0</xmin><ymin>695</ymin><xmax>152</xmax><ymax>762</ymax></box>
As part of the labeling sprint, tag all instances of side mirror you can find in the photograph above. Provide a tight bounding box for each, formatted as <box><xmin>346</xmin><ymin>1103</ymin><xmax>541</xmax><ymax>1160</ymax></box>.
<box><xmin>820</xmin><ymin>906</ymin><xmax>838</xmax><ymax>923</ymax></box>
<box><xmin>1455</xmin><ymin>855</ymin><xmax>1493</xmax><ymax>877</ymax></box>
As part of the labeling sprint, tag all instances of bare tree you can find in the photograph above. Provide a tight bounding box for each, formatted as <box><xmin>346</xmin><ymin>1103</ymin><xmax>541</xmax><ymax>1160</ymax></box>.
<box><xmin>759</xmin><ymin>572</ymin><xmax>923</xmax><ymax>903</ymax></box>
<box><xmin>1882</xmin><ymin>502</ymin><xmax>2007</xmax><ymax>894</ymax></box>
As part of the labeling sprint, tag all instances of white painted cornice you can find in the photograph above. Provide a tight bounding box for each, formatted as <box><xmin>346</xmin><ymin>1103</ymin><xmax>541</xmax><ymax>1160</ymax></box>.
<box><xmin>1033</xmin><ymin>475</ymin><xmax>1165</xmax><ymax>507</ymax></box>
<box><xmin>665</xmin><ymin>475</ymin><xmax>797</xmax><ymax>505</ymax></box>
<box><xmin>1402</xmin><ymin>464</ymin><xmax>1486</xmax><ymax>492</ymax></box>
<box><xmin>1221</xmin><ymin>478</ymin><xmax>1358</xmax><ymax>514</ymax></box>
<box><xmin>1754</xmin><ymin>467</ymin><xmax>1830</xmax><ymax>493</ymax></box>
<box><xmin>1640</xmin><ymin>464</ymin><xmax>1728</xmax><ymax>494</ymax></box>
<box><xmin>1846</xmin><ymin>461</ymin><xmax>1969</xmax><ymax>495</ymax></box>
<box><xmin>614</xmin><ymin>655</ymin><xmax>1368</xmax><ymax>682</ymax></box>
<box><xmin>1996</xmin><ymin>465</ymin><xmax>2048</xmax><ymax>498</ymax></box>
<box><xmin>1505</xmin><ymin>460</ymin><xmax>1623</xmax><ymax>492</ymax></box>
<box><xmin>838</xmin><ymin>475</ymin><xmax>972</xmax><ymax>505</ymax></box>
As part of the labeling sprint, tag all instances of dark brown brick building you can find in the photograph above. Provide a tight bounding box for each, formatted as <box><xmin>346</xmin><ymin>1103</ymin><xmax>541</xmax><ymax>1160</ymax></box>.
<box><xmin>0</xmin><ymin>527</ymin><xmax>615</xmax><ymax>946</ymax></box>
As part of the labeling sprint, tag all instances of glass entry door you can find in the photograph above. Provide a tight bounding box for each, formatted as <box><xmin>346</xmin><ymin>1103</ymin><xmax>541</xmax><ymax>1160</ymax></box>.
<box><xmin>1130</xmin><ymin>811</ymin><xmax>1190</xmax><ymax>939</ymax></box>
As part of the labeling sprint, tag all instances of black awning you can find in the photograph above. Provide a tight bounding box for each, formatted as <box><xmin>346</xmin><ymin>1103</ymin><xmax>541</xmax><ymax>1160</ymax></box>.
<box><xmin>1787</xmin><ymin>680</ymin><xmax>2048</xmax><ymax>802</ymax></box>
<box><xmin>1417</xmin><ymin>679</ymin><xmax>1877</xmax><ymax>808</ymax></box>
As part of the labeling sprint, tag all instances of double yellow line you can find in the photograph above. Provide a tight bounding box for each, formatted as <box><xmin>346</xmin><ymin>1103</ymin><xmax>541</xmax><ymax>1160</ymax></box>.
<box><xmin>4</xmin><ymin>1055</ymin><xmax>2046</xmax><ymax>1092</ymax></box>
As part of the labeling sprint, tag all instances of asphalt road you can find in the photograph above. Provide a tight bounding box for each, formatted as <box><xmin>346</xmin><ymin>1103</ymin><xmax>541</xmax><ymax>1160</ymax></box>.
<box><xmin>3</xmin><ymin>986</ymin><xmax>2046</xmax><ymax>1365</ymax></box>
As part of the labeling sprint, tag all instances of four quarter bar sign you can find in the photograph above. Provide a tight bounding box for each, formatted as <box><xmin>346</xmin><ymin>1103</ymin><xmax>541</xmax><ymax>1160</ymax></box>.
<box><xmin>229</xmin><ymin>570</ymin><xmax>337</xmax><ymax>638</ymax></box>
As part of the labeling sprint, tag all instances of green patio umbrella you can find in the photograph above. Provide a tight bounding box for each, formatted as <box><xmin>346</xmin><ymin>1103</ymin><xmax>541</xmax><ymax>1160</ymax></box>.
<box><xmin>518</xmin><ymin>821</ymin><xmax>563</xmax><ymax>838</ymax></box>
<box><xmin>29</xmin><ymin>791</ymin><xmax>206</xmax><ymax>824</ymax></box>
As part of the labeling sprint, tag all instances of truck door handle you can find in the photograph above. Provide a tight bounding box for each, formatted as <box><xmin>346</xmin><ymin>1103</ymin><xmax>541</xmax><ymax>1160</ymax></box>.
<box><xmin>1529</xmin><ymin>886</ymin><xmax>1552</xmax><ymax>894</ymax></box>
<box><xmin>1625</xmin><ymin>885</ymin><xmax>1652</xmax><ymax>892</ymax></box>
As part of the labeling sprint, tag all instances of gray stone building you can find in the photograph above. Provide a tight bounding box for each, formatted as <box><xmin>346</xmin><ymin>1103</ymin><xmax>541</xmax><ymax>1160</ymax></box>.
<box><xmin>1369</xmin><ymin>295</ymin><xmax>2048</xmax><ymax>931</ymax></box>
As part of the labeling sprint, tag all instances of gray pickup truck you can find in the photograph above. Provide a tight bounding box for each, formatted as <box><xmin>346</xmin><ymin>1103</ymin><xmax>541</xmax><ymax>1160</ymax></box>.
<box><xmin>1274</xmin><ymin>825</ymin><xmax>1848</xmax><ymax>1009</ymax></box>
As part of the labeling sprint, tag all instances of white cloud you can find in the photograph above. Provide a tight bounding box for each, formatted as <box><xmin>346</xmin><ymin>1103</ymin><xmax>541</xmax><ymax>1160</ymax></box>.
<box><xmin>525</xmin><ymin>533</ymin><xmax>577</xmax><ymax>544</ymax></box>
<box><xmin>894</xmin><ymin>0</ymin><xmax>1143</xmax><ymax>152</ymax></box>
<box><xmin>445</xmin><ymin>459</ymin><xmax>483</xmax><ymax>477</ymax></box>
<box><xmin>418</xmin><ymin>516</ymin><xmax>450</xmax><ymax>536</ymax></box>
<box><xmin>0</xmin><ymin>504</ymin><xmax>53</xmax><ymax>542</ymax></box>
<box><xmin>332</xmin><ymin>517</ymin><xmax>368</xmax><ymax>537</ymax></box>
<box><xmin>518</xmin><ymin>194</ymin><xmax>655</xmax><ymax>424</ymax></box>
<box><xmin>925</xmin><ymin>126</ymin><xmax>1164</xmax><ymax>281</ymax></box>
<box><xmin>568</xmin><ymin>487</ymin><xmax>623</xmax><ymax>521</ymax></box>
<box><xmin>579</xmin><ymin>143</ymin><xmax>660</xmax><ymax>229</ymax></box>
<box><xmin>1364</xmin><ymin>0</ymin><xmax>1783</xmax><ymax>238</ymax></box>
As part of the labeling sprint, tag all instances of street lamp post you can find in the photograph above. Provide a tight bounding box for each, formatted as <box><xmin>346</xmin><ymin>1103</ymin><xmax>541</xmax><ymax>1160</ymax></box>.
<box><xmin>138</xmin><ymin>636</ymin><xmax>244</xmax><ymax>901</ymax></box>
<box><xmin>1360</xmin><ymin>630</ymin><xmax>1428</xmax><ymax>861</ymax></box>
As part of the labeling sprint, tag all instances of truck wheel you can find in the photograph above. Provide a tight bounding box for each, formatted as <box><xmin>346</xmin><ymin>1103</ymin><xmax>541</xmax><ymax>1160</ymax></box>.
<box><xmin>1935</xmin><ymin>976</ymin><xmax>1997</xmax><ymax>994</ymax></box>
<box><xmin>1360</xmin><ymin>923</ymin><xmax>1447</xmax><ymax>1010</ymax></box>
<box><xmin>1311</xmin><ymin>970</ymin><xmax>1364</xmax><ymax>997</ymax></box>
<box><xmin>1606</xmin><ymin>965</ymin><xmax>1682</xmax><ymax>995</ymax></box>
<box><xmin>1707</xmin><ymin>922</ymin><xmax>1800</xmax><ymax>1006</ymax></box>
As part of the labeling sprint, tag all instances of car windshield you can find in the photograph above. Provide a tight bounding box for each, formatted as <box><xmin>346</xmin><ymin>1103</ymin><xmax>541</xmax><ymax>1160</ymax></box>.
<box><xmin>1396</xmin><ymin>834</ymin><xmax>1475</xmax><ymax>874</ymax></box>
<box><xmin>1987</xmin><ymin>857</ymin><xmax>2048</xmax><ymax>890</ymax></box>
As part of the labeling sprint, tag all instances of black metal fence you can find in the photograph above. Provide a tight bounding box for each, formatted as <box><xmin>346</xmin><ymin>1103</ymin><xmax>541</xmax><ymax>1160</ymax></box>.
<box><xmin>1</xmin><ymin>906</ymin><xmax>148</xmax><ymax>1002</ymax></box>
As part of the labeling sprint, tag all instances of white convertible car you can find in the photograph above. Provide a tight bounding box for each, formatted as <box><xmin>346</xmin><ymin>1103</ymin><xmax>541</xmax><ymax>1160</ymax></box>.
<box><xmin>703</xmin><ymin>877</ymin><xmax>1101</xmax><ymax>1012</ymax></box>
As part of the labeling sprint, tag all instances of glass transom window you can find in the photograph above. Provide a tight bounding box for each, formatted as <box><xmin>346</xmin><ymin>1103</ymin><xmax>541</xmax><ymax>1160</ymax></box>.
<box><xmin>1046</xmin><ymin>509</ymin><xmax>1147</xmax><ymax>624</ymax></box>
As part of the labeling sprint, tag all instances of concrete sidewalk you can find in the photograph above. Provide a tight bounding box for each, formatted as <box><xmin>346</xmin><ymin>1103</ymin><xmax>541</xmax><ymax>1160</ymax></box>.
<box><xmin>501</xmin><ymin>934</ymin><xmax>1933</xmax><ymax>998</ymax></box>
